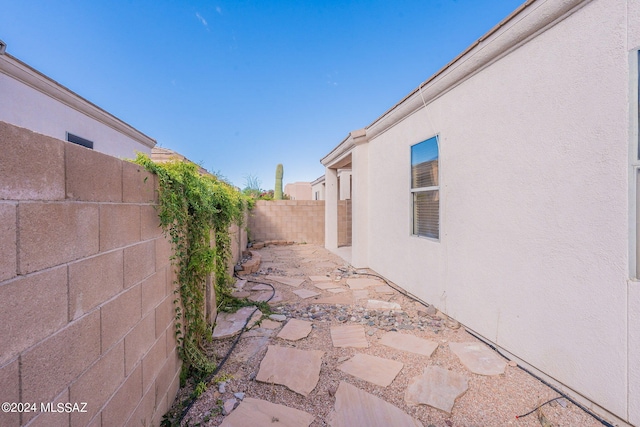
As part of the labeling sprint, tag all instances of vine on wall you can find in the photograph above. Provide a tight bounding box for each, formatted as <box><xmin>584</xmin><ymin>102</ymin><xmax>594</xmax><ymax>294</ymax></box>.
<box><xmin>134</xmin><ymin>154</ymin><xmax>247</xmax><ymax>377</ymax></box>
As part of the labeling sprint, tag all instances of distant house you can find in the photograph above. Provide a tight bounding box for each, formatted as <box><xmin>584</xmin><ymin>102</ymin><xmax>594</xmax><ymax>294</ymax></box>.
<box><xmin>151</xmin><ymin>147</ymin><xmax>213</xmax><ymax>177</ymax></box>
<box><xmin>284</xmin><ymin>181</ymin><xmax>312</xmax><ymax>200</ymax></box>
<box><xmin>319</xmin><ymin>0</ymin><xmax>640</xmax><ymax>425</ymax></box>
<box><xmin>0</xmin><ymin>48</ymin><xmax>155</xmax><ymax>158</ymax></box>
<box><xmin>311</xmin><ymin>175</ymin><xmax>325</xmax><ymax>201</ymax></box>
<box><xmin>310</xmin><ymin>170</ymin><xmax>351</xmax><ymax>201</ymax></box>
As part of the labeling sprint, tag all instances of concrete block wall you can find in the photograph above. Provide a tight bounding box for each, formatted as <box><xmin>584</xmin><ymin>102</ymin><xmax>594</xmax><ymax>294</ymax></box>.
<box><xmin>337</xmin><ymin>199</ymin><xmax>352</xmax><ymax>247</ymax></box>
<box><xmin>0</xmin><ymin>121</ymin><xmax>180</xmax><ymax>427</ymax></box>
<box><xmin>248</xmin><ymin>200</ymin><xmax>324</xmax><ymax>244</ymax></box>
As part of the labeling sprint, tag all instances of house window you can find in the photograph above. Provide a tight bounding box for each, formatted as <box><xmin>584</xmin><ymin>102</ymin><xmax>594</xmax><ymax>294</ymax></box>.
<box><xmin>411</xmin><ymin>136</ymin><xmax>439</xmax><ymax>239</ymax></box>
<box><xmin>66</xmin><ymin>132</ymin><xmax>94</xmax><ymax>149</ymax></box>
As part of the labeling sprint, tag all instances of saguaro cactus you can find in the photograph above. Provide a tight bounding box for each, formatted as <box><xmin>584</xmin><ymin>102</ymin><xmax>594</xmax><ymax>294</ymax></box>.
<box><xmin>274</xmin><ymin>164</ymin><xmax>284</xmax><ymax>200</ymax></box>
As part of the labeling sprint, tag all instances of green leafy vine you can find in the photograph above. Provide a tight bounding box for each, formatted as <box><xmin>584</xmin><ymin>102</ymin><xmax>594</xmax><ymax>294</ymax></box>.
<box><xmin>134</xmin><ymin>154</ymin><xmax>248</xmax><ymax>377</ymax></box>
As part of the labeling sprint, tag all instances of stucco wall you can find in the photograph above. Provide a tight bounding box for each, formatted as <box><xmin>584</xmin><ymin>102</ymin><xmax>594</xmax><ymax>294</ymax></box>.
<box><xmin>0</xmin><ymin>121</ymin><xmax>179</xmax><ymax>427</ymax></box>
<box><xmin>354</xmin><ymin>0</ymin><xmax>636</xmax><ymax>423</ymax></box>
<box><xmin>0</xmin><ymin>55</ymin><xmax>154</xmax><ymax>159</ymax></box>
<box><xmin>249</xmin><ymin>200</ymin><xmax>324</xmax><ymax>244</ymax></box>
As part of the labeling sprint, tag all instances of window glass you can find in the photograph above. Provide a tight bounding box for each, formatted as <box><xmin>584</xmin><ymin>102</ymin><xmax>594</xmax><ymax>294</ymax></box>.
<box><xmin>411</xmin><ymin>136</ymin><xmax>439</xmax><ymax>239</ymax></box>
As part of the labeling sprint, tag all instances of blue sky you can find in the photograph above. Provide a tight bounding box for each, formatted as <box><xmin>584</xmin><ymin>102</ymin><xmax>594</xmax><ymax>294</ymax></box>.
<box><xmin>1</xmin><ymin>0</ymin><xmax>522</xmax><ymax>190</ymax></box>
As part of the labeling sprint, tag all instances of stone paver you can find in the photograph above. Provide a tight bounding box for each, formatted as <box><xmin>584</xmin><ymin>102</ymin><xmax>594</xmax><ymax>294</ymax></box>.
<box><xmin>309</xmin><ymin>275</ymin><xmax>330</xmax><ymax>281</ymax></box>
<box><xmin>231</xmin><ymin>291</ymin><xmax>250</xmax><ymax>298</ymax></box>
<box><xmin>212</xmin><ymin>307</ymin><xmax>262</xmax><ymax>339</ymax></box>
<box><xmin>258</xmin><ymin>319</ymin><xmax>282</xmax><ymax>329</ymax></box>
<box><xmin>374</xmin><ymin>285</ymin><xmax>395</xmax><ymax>294</ymax></box>
<box><xmin>449</xmin><ymin>342</ymin><xmax>507</xmax><ymax>375</ymax></box>
<box><xmin>346</xmin><ymin>278</ymin><xmax>382</xmax><ymax>289</ymax></box>
<box><xmin>338</xmin><ymin>353</ymin><xmax>403</xmax><ymax>387</ymax></box>
<box><xmin>265</xmin><ymin>275</ymin><xmax>305</xmax><ymax>287</ymax></box>
<box><xmin>379</xmin><ymin>332</ymin><xmax>439</xmax><ymax>357</ymax></box>
<box><xmin>405</xmin><ymin>366</ymin><xmax>469</xmax><ymax>414</ymax></box>
<box><xmin>367</xmin><ymin>299</ymin><xmax>401</xmax><ymax>310</ymax></box>
<box><xmin>292</xmin><ymin>288</ymin><xmax>320</xmax><ymax>299</ymax></box>
<box><xmin>328</xmin><ymin>381</ymin><xmax>424</xmax><ymax>427</ymax></box>
<box><xmin>277</xmin><ymin>319</ymin><xmax>313</xmax><ymax>341</ymax></box>
<box><xmin>327</xmin><ymin>288</ymin><xmax>347</xmax><ymax>293</ymax></box>
<box><xmin>251</xmin><ymin>284</ymin><xmax>273</xmax><ymax>291</ymax></box>
<box><xmin>256</xmin><ymin>345</ymin><xmax>323</xmax><ymax>396</ymax></box>
<box><xmin>352</xmin><ymin>290</ymin><xmax>369</xmax><ymax>300</ymax></box>
<box><xmin>249</xmin><ymin>290</ymin><xmax>281</xmax><ymax>304</ymax></box>
<box><xmin>220</xmin><ymin>397</ymin><xmax>314</xmax><ymax>427</ymax></box>
<box><xmin>314</xmin><ymin>281</ymin><xmax>341</xmax><ymax>290</ymax></box>
<box><xmin>230</xmin><ymin>336</ymin><xmax>270</xmax><ymax>362</ymax></box>
<box><xmin>330</xmin><ymin>324</ymin><xmax>368</xmax><ymax>348</ymax></box>
<box><xmin>316</xmin><ymin>294</ymin><xmax>353</xmax><ymax>305</ymax></box>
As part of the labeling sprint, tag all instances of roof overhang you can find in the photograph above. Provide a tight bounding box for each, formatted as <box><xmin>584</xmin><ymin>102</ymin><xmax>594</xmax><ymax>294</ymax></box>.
<box><xmin>0</xmin><ymin>53</ymin><xmax>156</xmax><ymax>149</ymax></box>
<box><xmin>320</xmin><ymin>128</ymin><xmax>367</xmax><ymax>169</ymax></box>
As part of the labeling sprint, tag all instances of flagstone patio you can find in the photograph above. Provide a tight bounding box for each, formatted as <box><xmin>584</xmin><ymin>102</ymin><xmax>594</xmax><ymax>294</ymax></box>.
<box><xmin>178</xmin><ymin>244</ymin><xmax>602</xmax><ymax>427</ymax></box>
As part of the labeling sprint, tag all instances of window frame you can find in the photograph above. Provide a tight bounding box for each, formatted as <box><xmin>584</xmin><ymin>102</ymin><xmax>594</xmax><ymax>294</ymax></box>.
<box><xmin>410</xmin><ymin>135</ymin><xmax>440</xmax><ymax>241</ymax></box>
<box><xmin>66</xmin><ymin>132</ymin><xmax>94</xmax><ymax>149</ymax></box>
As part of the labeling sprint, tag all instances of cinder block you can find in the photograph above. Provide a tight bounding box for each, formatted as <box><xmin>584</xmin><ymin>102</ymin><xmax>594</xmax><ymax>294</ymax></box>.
<box><xmin>69</xmin><ymin>340</ymin><xmax>124</xmax><ymax>427</ymax></box>
<box><xmin>102</xmin><ymin>363</ymin><xmax>143</xmax><ymax>427</ymax></box>
<box><xmin>18</xmin><ymin>202</ymin><xmax>99</xmax><ymax>274</ymax></box>
<box><xmin>125</xmin><ymin>384</ymin><xmax>155</xmax><ymax>427</ymax></box>
<box><xmin>142</xmin><ymin>269</ymin><xmax>167</xmax><ymax>315</ymax></box>
<box><xmin>141</xmin><ymin>204</ymin><xmax>162</xmax><ymax>240</ymax></box>
<box><xmin>123</xmin><ymin>161</ymin><xmax>156</xmax><ymax>203</ymax></box>
<box><xmin>65</xmin><ymin>142</ymin><xmax>122</xmax><ymax>202</ymax></box>
<box><xmin>155</xmin><ymin>235</ymin><xmax>173</xmax><ymax>271</ymax></box>
<box><xmin>0</xmin><ymin>358</ymin><xmax>19</xmax><ymax>427</ymax></box>
<box><xmin>142</xmin><ymin>332</ymin><xmax>167</xmax><ymax>393</ymax></box>
<box><xmin>124</xmin><ymin>312</ymin><xmax>155</xmax><ymax>375</ymax></box>
<box><xmin>69</xmin><ymin>250</ymin><xmax>124</xmax><ymax>321</ymax></box>
<box><xmin>166</xmin><ymin>320</ymin><xmax>179</xmax><ymax>355</ymax></box>
<box><xmin>167</xmin><ymin>366</ymin><xmax>181</xmax><ymax>415</ymax></box>
<box><xmin>99</xmin><ymin>204</ymin><xmax>140</xmax><ymax>252</ymax></box>
<box><xmin>154</xmin><ymin>348</ymin><xmax>179</xmax><ymax>408</ymax></box>
<box><xmin>155</xmin><ymin>295</ymin><xmax>175</xmax><ymax>339</ymax></box>
<box><xmin>0</xmin><ymin>121</ymin><xmax>65</xmax><ymax>200</ymax></box>
<box><xmin>0</xmin><ymin>266</ymin><xmax>68</xmax><ymax>365</ymax></box>
<box><xmin>21</xmin><ymin>310</ymin><xmax>101</xmax><ymax>404</ymax></box>
<box><xmin>0</xmin><ymin>203</ymin><xmax>16</xmax><ymax>282</ymax></box>
<box><xmin>101</xmin><ymin>286</ymin><xmax>142</xmax><ymax>351</ymax></box>
<box><xmin>23</xmin><ymin>387</ymin><xmax>70</xmax><ymax>427</ymax></box>
<box><xmin>124</xmin><ymin>240</ymin><xmax>155</xmax><ymax>288</ymax></box>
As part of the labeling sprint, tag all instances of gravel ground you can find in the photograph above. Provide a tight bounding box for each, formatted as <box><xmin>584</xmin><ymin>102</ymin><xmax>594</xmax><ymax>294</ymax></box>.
<box><xmin>173</xmin><ymin>244</ymin><xmax>604</xmax><ymax>427</ymax></box>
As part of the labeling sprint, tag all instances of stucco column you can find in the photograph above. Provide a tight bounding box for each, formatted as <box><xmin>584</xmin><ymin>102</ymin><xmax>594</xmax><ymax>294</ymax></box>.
<box><xmin>351</xmin><ymin>129</ymin><xmax>369</xmax><ymax>268</ymax></box>
<box><xmin>325</xmin><ymin>167</ymin><xmax>338</xmax><ymax>250</ymax></box>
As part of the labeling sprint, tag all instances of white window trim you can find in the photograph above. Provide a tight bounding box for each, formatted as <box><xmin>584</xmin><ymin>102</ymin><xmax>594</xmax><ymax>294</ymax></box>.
<box><xmin>410</xmin><ymin>135</ymin><xmax>440</xmax><ymax>241</ymax></box>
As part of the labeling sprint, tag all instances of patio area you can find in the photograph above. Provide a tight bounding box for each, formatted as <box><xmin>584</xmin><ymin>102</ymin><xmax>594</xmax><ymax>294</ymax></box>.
<box><xmin>179</xmin><ymin>243</ymin><xmax>602</xmax><ymax>427</ymax></box>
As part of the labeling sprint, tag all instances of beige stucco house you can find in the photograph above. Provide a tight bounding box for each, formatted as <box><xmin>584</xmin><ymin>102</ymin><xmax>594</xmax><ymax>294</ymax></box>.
<box><xmin>0</xmin><ymin>48</ymin><xmax>155</xmax><ymax>158</ymax></box>
<box><xmin>320</xmin><ymin>0</ymin><xmax>640</xmax><ymax>425</ymax></box>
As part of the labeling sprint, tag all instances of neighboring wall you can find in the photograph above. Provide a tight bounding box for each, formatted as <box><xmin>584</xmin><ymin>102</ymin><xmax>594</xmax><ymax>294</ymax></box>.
<box><xmin>346</xmin><ymin>0</ymin><xmax>638</xmax><ymax>424</ymax></box>
<box><xmin>249</xmin><ymin>200</ymin><xmax>324</xmax><ymax>244</ymax></box>
<box><xmin>337</xmin><ymin>200</ymin><xmax>352</xmax><ymax>247</ymax></box>
<box><xmin>0</xmin><ymin>121</ymin><xmax>179</xmax><ymax>427</ymax></box>
<box><xmin>0</xmin><ymin>53</ymin><xmax>155</xmax><ymax>159</ymax></box>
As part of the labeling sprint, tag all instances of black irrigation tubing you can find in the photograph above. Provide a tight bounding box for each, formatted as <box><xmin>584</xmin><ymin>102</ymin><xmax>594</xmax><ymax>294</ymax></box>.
<box><xmin>178</xmin><ymin>275</ymin><xmax>276</xmax><ymax>425</ymax></box>
<box><xmin>354</xmin><ymin>269</ymin><xmax>615</xmax><ymax>427</ymax></box>
<box><xmin>515</xmin><ymin>396</ymin><xmax>564</xmax><ymax>419</ymax></box>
